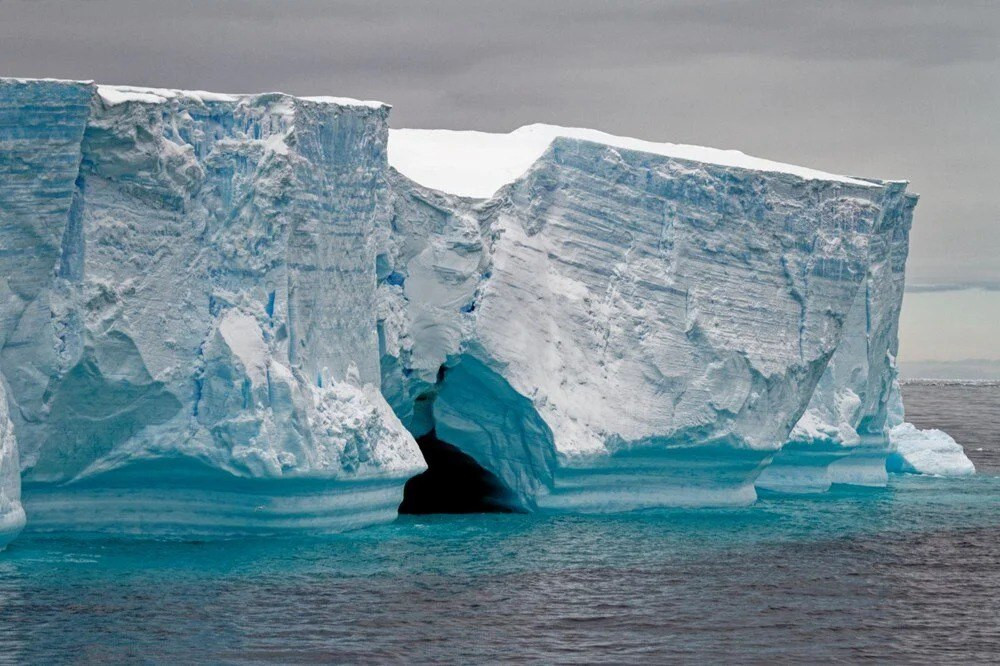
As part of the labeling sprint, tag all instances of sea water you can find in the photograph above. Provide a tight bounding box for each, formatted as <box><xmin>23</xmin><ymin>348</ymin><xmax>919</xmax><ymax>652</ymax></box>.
<box><xmin>0</xmin><ymin>382</ymin><xmax>997</xmax><ymax>663</ymax></box>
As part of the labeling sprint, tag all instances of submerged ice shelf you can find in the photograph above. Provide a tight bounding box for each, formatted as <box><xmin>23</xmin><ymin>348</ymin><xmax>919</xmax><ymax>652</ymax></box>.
<box><xmin>0</xmin><ymin>78</ymin><xmax>973</xmax><ymax>548</ymax></box>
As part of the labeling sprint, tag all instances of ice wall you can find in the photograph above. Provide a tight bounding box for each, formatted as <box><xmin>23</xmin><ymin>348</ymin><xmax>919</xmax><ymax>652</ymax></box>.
<box><xmin>383</xmin><ymin>125</ymin><xmax>918</xmax><ymax>511</ymax></box>
<box><xmin>756</xmin><ymin>185</ymin><xmax>975</xmax><ymax>492</ymax></box>
<box><xmin>756</xmin><ymin>181</ymin><xmax>918</xmax><ymax>492</ymax></box>
<box><xmin>0</xmin><ymin>79</ymin><xmax>92</xmax><ymax>546</ymax></box>
<box><xmin>0</xmin><ymin>79</ymin><xmax>424</xmax><ymax>537</ymax></box>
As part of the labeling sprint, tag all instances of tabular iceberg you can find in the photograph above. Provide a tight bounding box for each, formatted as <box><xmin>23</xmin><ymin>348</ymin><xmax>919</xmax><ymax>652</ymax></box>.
<box><xmin>0</xmin><ymin>79</ymin><xmax>973</xmax><ymax>546</ymax></box>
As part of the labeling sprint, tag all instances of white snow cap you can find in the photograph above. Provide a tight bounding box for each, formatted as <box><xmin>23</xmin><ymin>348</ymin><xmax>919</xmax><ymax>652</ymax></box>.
<box><xmin>95</xmin><ymin>84</ymin><xmax>386</xmax><ymax>109</ymax></box>
<box><xmin>389</xmin><ymin>123</ymin><xmax>874</xmax><ymax>198</ymax></box>
<box><xmin>299</xmin><ymin>95</ymin><xmax>388</xmax><ymax>109</ymax></box>
<box><xmin>96</xmin><ymin>85</ymin><xmax>238</xmax><ymax>106</ymax></box>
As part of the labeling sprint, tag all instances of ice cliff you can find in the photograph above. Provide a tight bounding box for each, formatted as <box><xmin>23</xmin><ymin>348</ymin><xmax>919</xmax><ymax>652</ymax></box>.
<box><xmin>0</xmin><ymin>80</ymin><xmax>972</xmax><ymax>546</ymax></box>
<box><xmin>385</xmin><ymin>124</ymin><xmax>971</xmax><ymax>512</ymax></box>
<box><xmin>0</xmin><ymin>79</ymin><xmax>424</xmax><ymax>542</ymax></box>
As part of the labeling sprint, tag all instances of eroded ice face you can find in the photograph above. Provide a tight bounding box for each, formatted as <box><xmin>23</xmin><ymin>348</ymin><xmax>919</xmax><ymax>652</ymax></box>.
<box><xmin>0</xmin><ymin>380</ymin><xmax>25</xmax><ymax>550</ymax></box>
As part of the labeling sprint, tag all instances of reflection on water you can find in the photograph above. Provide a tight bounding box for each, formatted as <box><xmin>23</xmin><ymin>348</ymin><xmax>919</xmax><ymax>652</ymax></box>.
<box><xmin>0</xmin><ymin>384</ymin><xmax>997</xmax><ymax>663</ymax></box>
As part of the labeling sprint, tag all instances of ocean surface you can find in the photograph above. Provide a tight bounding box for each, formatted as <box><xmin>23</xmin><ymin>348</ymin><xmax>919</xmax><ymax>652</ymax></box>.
<box><xmin>1</xmin><ymin>382</ymin><xmax>998</xmax><ymax>664</ymax></box>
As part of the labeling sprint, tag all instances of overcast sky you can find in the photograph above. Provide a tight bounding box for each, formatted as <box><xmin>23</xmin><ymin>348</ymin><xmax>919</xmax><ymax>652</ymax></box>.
<box><xmin>1</xmin><ymin>0</ymin><xmax>997</xmax><ymax>368</ymax></box>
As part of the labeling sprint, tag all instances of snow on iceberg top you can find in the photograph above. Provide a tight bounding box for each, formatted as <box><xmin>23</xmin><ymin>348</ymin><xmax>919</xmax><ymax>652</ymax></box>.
<box><xmin>298</xmin><ymin>95</ymin><xmax>389</xmax><ymax>109</ymax></box>
<box><xmin>95</xmin><ymin>84</ymin><xmax>388</xmax><ymax>109</ymax></box>
<box><xmin>0</xmin><ymin>79</ymin><xmax>387</xmax><ymax>110</ymax></box>
<box><xmin>96</xmin><ymin>85</ymin><xmax>240</xmax><ymax>106</ymax></box>
<box><xmin>388</xmin><ymin>123</ymin><xmax>874</xmax><ymax>198</ymax></box>
<box><xmin>1</xmin><ymin>76</ymin><xmax>96</xmax><ymax>85</ymax></box>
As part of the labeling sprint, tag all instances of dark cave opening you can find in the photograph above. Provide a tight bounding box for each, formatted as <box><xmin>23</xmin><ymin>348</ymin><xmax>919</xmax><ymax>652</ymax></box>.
<box><xmin>398</xmin><ymin>428</ymin><xmax>519</xmax><ymax>515</ymax></box>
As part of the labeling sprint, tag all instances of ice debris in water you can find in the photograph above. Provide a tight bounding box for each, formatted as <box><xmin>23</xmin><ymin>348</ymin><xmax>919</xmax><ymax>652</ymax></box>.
<box><xmin>887</xmin><ymin>423</ymin><xmax>976</xmax><ymax>477</ymax></box>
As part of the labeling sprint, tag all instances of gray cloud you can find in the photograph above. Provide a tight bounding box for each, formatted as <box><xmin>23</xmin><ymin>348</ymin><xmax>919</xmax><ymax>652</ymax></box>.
<box><xmin>1</xmin><ymin>0</ymin><xmax>998</xmax><ymax>284</ymax></box>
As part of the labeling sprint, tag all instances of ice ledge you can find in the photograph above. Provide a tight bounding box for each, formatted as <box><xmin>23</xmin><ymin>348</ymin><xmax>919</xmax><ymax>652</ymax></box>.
<box><xmin>96</xmin><ymin>84</ymin><xmax>239</xmax><ymax>106</ymax></box>
<box><xmin>389</xmin><ymin>123</ymin><xmax>878</xmax><ymax>198</ymax></box>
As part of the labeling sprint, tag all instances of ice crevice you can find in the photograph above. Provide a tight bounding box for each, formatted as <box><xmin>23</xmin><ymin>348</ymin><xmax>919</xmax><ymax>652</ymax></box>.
<box><xmin>387</xmin><ymin>351</ymin><xmax>560</xmax><ymax>514</ymax></box>
<box><xmin>398</xmin><ymin>365</ymin><xmax>524</xmax><ymax>514</ymax></box>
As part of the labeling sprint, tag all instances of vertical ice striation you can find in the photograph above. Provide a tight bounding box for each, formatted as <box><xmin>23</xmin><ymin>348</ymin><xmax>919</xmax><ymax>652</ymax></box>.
<box><xmin>0</xmin><ymin>79</ymin><xmax>92</xmax><ymax>546</ymax></box>
<box><xmin>0</xmin><ymin>79</ymin><xmax>423</xmax><ymax>537</ymax></box>
<box><xmin>756</xmin><ymin>183</ymin><xmax>974</xmax><ymax>492</ymax></box>
<box><xmin>756</xmin><ymin>181</ymin><xmax>918</xmax><ymax>491</ymax></box>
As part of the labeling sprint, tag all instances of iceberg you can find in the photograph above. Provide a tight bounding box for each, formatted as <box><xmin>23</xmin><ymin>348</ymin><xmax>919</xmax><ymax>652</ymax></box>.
<box><xmin>0</xmin><ymin>79</ymin><xmax>423</xmax><ymax>540</ymax></box>
<box><xmin>383</xmin><ymin>124</ymin><xmax>937</xmax><ymax>512</ymax></box>
<box><xmin>0</xmin><ymin>81</ymin><xmax>973</xmax><ymax>545</ymax></box>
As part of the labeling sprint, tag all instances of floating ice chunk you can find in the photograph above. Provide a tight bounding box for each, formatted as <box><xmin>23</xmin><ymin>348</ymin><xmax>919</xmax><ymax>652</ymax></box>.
<box><xmin>887</xmin><ymin>423</ymin><xmax>976</xmax><ymax>477</ymax></box>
